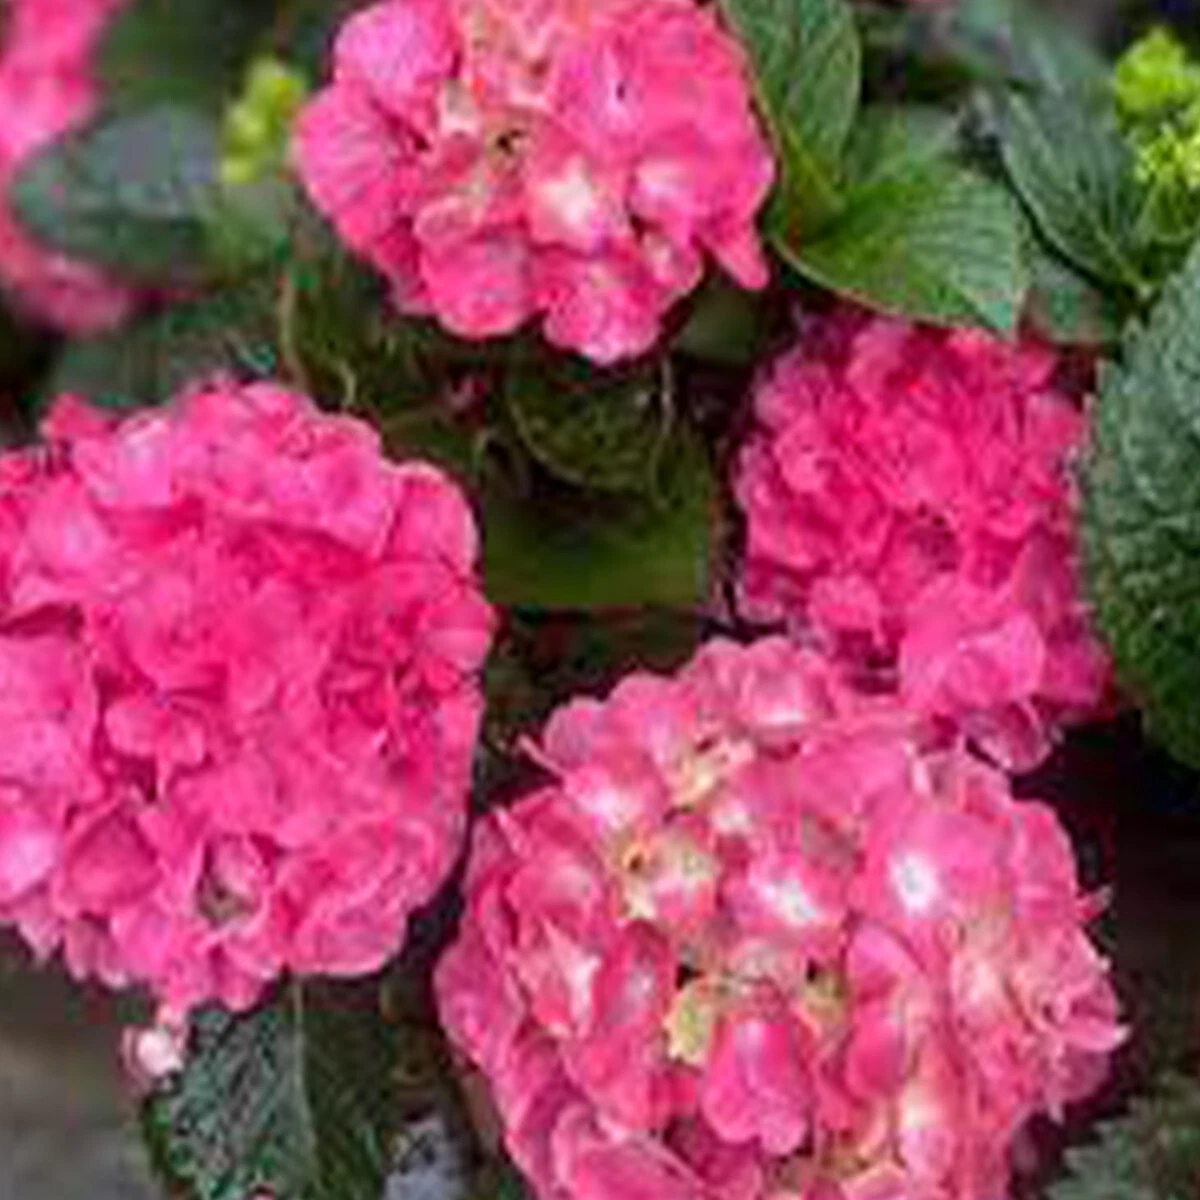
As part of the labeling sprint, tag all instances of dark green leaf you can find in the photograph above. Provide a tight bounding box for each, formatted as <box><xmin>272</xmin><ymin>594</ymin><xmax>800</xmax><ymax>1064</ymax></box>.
<box><xmin>1083</xmin><ymin>240</ymin><xmax>1200</xmax><ymax>766</ymax></box>
<box><xmin>99</xmin><ymin>0</ymin><xmax>275</xmax><ymax>113</ymax></box>
<box><xmin>484</xmin><ymin>432</ymin><xmax>716</xmax><ymax>609</ymax></box>
<box><xmin>489</xmin><ymin>1167</ymin><xmax>532</xmax><ymax>1200</ymax></box>
<box><xmin>142</xmin><ymin>979</ymin><xmax>401</xmax><ymax>1200</ymax></box>
<box><xmin>505</xmin><ymin>356</ymin><xmax>670</xmax><ymax>493</ymax></box>
<box><xmin>780</xmin><ymin>158</ymin><xmax>1026</xmax><ymax>334</ymax></box>
<box><xmin>946</xmin><ymin>0</ymin><xmax>1108</xmax><ymax>97</ymax></box>
<box><xmin>719</xmin><ymin>0</ymin><xmax>860</xmax><ymax>233</ymax></box>
<box><xmin>12</xmin><ymin>106</ymin><xmax>222</xmax><ymax>286</ymax></box>
<box><xmin>674</xmin><ymin>274</ymin><xmax>774</xmax><ymax>366</ymax></box>
<box><xmin>270</xmin><ymin>0</ymin><xmax>366</xmax><ymax>78</ymax></box>
<box><xmin>998</xmin><ymin>94</ymin><xmax>1149</xmax><ymax>293</ymax></box>
<box><xmin>1025</xmin><ymin>240</ymin><xmax>1123</xmax><ymax>347</ymax></box>
<box><xmin>45</xmin><ymin>283</ymin><xmax>278</xmax><ymax>410</ymax></box>
<box><xmin>282</xmin><ymin>222</ymin><xmax>488</xmax><ymax>416</ymax></box>
<box><xmin>484</xmin><ymin>609</ymin><xmax>704</xmax><ymax>754</ymax></box>
<box><xmin>378</xmin><ymin>408</ymin><xmax>481</xmax><ymax>483</ymax></box>
<box><xmin>1049</xmin><ymin>1074</ymin><xmax>1200</xmax><ymax>1200</ymax></box>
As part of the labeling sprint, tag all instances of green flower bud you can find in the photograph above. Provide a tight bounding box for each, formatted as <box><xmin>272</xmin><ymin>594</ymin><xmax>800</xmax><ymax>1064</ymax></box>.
<box><xmin>1135</xmin><ymin>113</ymin><xmax>1200</xmax><ymax>194</ymax></box>
<box><xmin>1115</xmin><ymin>29</ymin><xmax>1200</xmax><ymax>124</ymax></box>
<box><xmin>219</xmin><ymin>55</ymin><xmax>309</xmax><ymax>188</ymax></box>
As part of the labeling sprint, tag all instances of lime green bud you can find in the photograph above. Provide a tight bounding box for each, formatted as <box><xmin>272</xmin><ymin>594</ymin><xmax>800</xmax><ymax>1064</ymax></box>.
<box><xmin>219</xmin><ymin>151</ymin><xmax>261</xmax><ymax>189</ymax></box>
<box><xmin>219</xmin><ymin>55</ymin><xmax>309</xmax><ymax>189</ymax></box>
<box><xmin>227</xmin><ymin>104</ymin><xmax>275</xmax><ymax>153</ymax></box>
<box><xmin>1115</xmin><ymin>29</ymin><xmax>1200</xmax><ymax>124</ymax></box>
<box><xmin>245</xmin><ymin>59</ymin><xmax>309</xmax><ymax>117</ymax></box>
<box><xmin>1136</xmin><ymin>111</ymin><xmax>1200</xmax><ymax>194</ymax></box>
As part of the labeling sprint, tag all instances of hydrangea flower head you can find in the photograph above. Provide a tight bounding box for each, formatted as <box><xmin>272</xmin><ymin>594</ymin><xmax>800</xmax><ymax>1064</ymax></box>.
<box><xmin>292</xmin><ymin>0</ymin><xmax>774</xmax><ymax>364</ymax></box>
<box><xmin>436</xmin><ymin>638</ymin><xmax>1123</xmax><ymax>1200</ymax></box>
<box><xmin>734</xmin><ymin>310</ymin><xmax>1111</xmax><ymax>769</ymax></box>
<box><xmin>0</xmin><ymin>0</ymin><xmax>138</xmax><ymax>331</ymax></box>
<box><xmin>0</xmin><ymin>379</ymin><xmax>493</xmax><ymax>1015</ymax></box>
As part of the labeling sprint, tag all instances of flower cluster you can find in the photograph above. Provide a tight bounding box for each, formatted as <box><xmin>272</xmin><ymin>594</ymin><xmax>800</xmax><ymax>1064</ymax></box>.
<box><xmin>0</xmin><ymin>0</ymin><xmax>137</xmax><ymax>331</ymax></box>
<box><xmin>734</xmin><ymin>310</ymin><xmax>1111</xmax><ymax>770</ymax></box>
<box><xmin>221</xmin><ymin>56</ymin><xmax>310</xmax><ymax>188</ymax></box>
<box><xmin>1115</xmin><ymin>28</ymin><xmax>1200</xmax><ymax>210</ymax></box>
<box><xmin>1114</xmin><ymin>27</ymin><xmax>1200</xmax><ymax>126</ymax></box>
<box><xmin>437</xmin><ymin>638</ymin><xmax>1122</xmax><ymax>1200</ymax></box>
<box><xmin>0</xmin><ymin>379</ymin><xmax>493</xmax><ymax>1015</ymax></box>
<box><xmin>292</xmin><ymin>0</ymin><xmax>773</xmax><ymax>364</ymax></box>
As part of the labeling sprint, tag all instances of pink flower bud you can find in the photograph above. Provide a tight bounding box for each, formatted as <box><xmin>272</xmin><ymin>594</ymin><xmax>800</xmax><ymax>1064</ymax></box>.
<box><xmin>120</xmin><ymin>1011</ymin><xmax>188</xmax><ymax>1095</ymax></box>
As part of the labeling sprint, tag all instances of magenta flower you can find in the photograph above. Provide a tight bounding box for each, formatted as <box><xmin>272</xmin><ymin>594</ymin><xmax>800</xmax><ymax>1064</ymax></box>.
<box><xmin>734</xmin><ymin>309</ymin><xmax>1112</xmax><ymax>770</ymax></box>
<box><xmin>0</xmin><ymin>380</ymin><xmax>493</xmax><ymax>1015</ymax></box>
<box><xmin>436</xmin><ymin>639</ymin><xmax>1123</xmax><ymax>1200</ymax></box>
<box><xmin>292</xmin><ymin>0</ymin><xmax>774</xmax><ymax>364</ymax></box>
<box><xmin>0</xmin><ymin>0</ymin><xmax>138</xmax><ymax>331</ymax></box>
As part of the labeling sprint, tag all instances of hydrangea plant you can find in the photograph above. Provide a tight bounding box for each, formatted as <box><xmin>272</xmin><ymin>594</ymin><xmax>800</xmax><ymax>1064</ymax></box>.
<box><xmin>0</xmin><ymin>1</ymin><xmax>1196</xmax><ymax>1199</ymax></box>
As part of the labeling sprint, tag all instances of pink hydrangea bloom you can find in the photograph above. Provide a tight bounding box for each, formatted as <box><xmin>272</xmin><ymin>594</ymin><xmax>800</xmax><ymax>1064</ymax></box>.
<box><xmin>436</xmin><ymin>639</ymin><xmax>1123</xmax><ymax>1200</ymax></box>
<box><xmin>0</xmin><ymin>379</ymin><xmax>493</xmax><ymax>1015</ymax></box>
<box><xmin>292</xmin><ymin>0</ymin><xmax>773</xmax><ymax>364</ymax></box>
<box><xmin>120</xmin><ymin>1008</ymin><xmax>188</xmax><ymax>1095</ymax></box>
<box><xmin>734</xmin><ymin>310</ymin><xmax>1112</xmax><ymax>770</ymax></box>
<box><xmin>0</xmin><ymin>0</ymin><xmax>138</xmax><ymax>331</ymax></box>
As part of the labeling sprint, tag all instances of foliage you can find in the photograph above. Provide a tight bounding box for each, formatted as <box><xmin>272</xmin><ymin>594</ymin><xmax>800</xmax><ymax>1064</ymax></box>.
<box><xmin>142</xmin><ymin>979</ymin><xmax>405</xmax><ymax>1200</ymax></box>
<box><xmin>43</xmin><ymin>281</ymin><xmax>279</xmax><ymax>409</ymax></box>
<box><xmin>2</xmin><ymin>0</ymin><xmax>1200</xmax><ymax>1197</ymax></box>
<box><xmin>725</xmin><ymin>0</ymin><xmax>1027</xmax><ymax>333</ymax></box>
<box><xmin>12</xmin><ymin>105</ymin><xmax>225</xmax><ymax>287</ymax></box>
<box><xmin>142</xmin><ymin>911</ymin><xmax>517</xmax><ymax>1200</ymax></box>
<box><xmin>1083</xmin><ymin>239</ymin><xmax>1200</xmax><ymax>767</ymax></box>
<box><xmin>1049</xmin><ymin>1074</ymin><xmax>1200</xmax><ymax>1200</ymax></box>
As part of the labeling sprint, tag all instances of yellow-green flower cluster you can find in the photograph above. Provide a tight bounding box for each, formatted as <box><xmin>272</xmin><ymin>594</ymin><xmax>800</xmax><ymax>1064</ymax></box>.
<box><xmin>221</xmin><ymin>57</ymin><xmax>308</xmax><ymax>187</ymax></box>
<box><xmin>1115</xmin><ymin>29</ymin><xmax>1200</xmax><ymax>198</ymax></box>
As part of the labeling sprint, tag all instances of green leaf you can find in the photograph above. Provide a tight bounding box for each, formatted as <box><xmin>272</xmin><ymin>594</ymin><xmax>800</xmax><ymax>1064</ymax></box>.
<box><xmin>674</xmin><ymin>274</ymin><xmax>775</xmax><ymax>366</ymax></box>
<box><xmin>946</xmin><ymin>0</ymin><xmax>1108</xmax><ymax>97</ymax></box>
<box><xmin>489</xmin><ymin>1167</ymin><xmax>533</xmax><ymax>1200</ymax></box>
<box><xmin>841</xmin><ymin>104</ymin><xmax>961</xmax><ymax>188</ymax></box>
<box><xmin>484</xmin><ymin>432</ymin><xmax>716</xmax><ymax>609</ymax></box>
<box><xmin>718</xmin><ymin>0</ymin><xmax>860</xmax><ymax>233</ymax></box>
<box><xmin>44</xmin><ymin>283</ymin><xmax>278</xmax><ymax>410</ymax></box>
<box><xmin>780</xmin><ymin>158</ymin><xmax>1027</xmax><ymax>334</ymax></box>
<box><xmin>1083</xmin><ymin>239</ymin><xmax>1200</xmax><ymax>766</ymax></box>
<box><xmin>207</xmin><ymin>175</ymin><xmax>305</xmax><ymax>277</ymax></box>
<box><xmin>142</xmin><ymin>916</ymin><xmax>512</xmax><ymax>1200</ymax></box>
<box><xmin>505</xmin><ymin>356</ymin><xmax>671</xmax><ymax>493</ymax></box>
<box><xmin>12</xmin><ymin>106</ymin><xmax>222</xmax><ymax>286</ymax></box>
<box><xmin>142</xmin><ymin>979</ymin><xmax>401</xmax><ymax>1200</ymax></box>
<box><xmin>484</xmin><ymin>609</ymin><xmax>703</xmax><ymax>754</ymax></box>
<box><xmin>99</xmin><ymin>0</ymin><xmax>275</xmax><ymax>114</ymax></box>
<box><xmin>1025</xmin><ymin>240</ymin><xmax>1123</xmax><ymax>347</ymax></box>
<box><xmin>270</xmin><ymin>0</ymin><xmax>366</xmax><ymax>77</ymax></box>
<box><xmin>998</xmin><ymin>94</ymin><xmax>1150</xmax><ymax>293</ymax></box>
<box><xmin>281</xmin><ymin>220</ymin><xmax>496</xmax><ymax>417</ymax></box>
<box><xmin>1049</xmin><ymin>1074</ymin><xmax>1200</xmax><ymax>1200</ymax></box>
